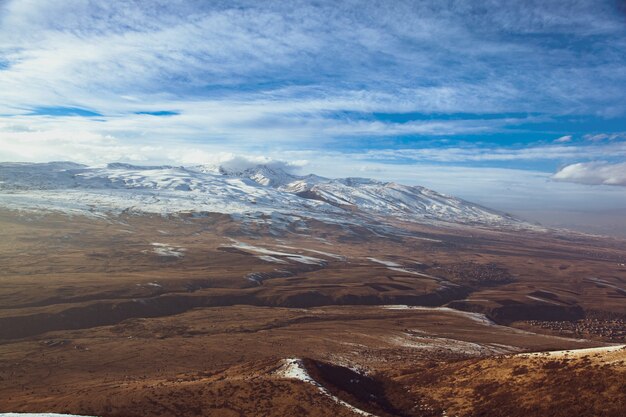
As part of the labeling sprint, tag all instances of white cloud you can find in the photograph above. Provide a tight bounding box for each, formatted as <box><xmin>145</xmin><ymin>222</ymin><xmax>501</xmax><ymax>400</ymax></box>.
<box><xmin>553</xmin><ymin>161</ymin><xmax>626</xmax><ymax>186</ymax></box>
<box><xmin>2</xmin><ymin>115</ymin><xmax>626</xmax><ymax>169</ymax></box>
<box><xmin>583</xmin><ymin>133</ymin><xmax>626</xmax><ymax>142</ymax></box>
<box><xmin>209</xmin><ymin>154</ymin><xmax>307</xmax><ymax>174</ymax></box>
<box><xmin>554</xmin><ymin>135</ymin><xmax>572</xmax><ymax>143</ymax></box>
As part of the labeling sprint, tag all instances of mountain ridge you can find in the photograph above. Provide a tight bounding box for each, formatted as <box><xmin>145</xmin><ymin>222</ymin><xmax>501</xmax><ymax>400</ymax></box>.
<box><xmin>0</xmin><ymin>161</ymin><xmax>530</xmax><ymax>231</ymax></box>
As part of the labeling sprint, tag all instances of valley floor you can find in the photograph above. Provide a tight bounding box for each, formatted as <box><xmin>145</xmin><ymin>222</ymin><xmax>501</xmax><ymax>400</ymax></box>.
<box><xmin>0</xmin><ymin>210</ymin><xmax>624</xmax><ymax>416</ymax></box>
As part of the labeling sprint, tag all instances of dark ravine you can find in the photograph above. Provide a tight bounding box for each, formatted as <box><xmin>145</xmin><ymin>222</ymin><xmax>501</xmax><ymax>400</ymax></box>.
<box><xmin>0</xmin><ymin>285</ymin><xmax>472</xmax><ymax>340</ymax></box>
<box><xmin>447</xmin><ymin>300</ymin><xmax>586</xmax><ymax>325</ymax></box>
<box><xmin>301</xmin><ymin>358</ymin><xmax>432</xmax><ymax>417</ymax></box>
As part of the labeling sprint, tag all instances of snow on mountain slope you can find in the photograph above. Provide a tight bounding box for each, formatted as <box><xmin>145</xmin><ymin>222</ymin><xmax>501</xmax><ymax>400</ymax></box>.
<box><xmin>0</xmin><ymin>163</ymin><xmax>342</xmax><ymax>228</ymax></box>
<box><xmin>0</xmin><ymin>162</ymin><xmax>529</xmax><ymax>230</ymax></box>
<box><xmin>280</xmin><ymin>176</ymin><xmax>515</xmax><ymax>224</ymax></box>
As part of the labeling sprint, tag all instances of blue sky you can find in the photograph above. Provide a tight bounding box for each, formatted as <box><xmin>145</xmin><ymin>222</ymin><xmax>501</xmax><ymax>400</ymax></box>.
<box><xmin>0</xmin><ymin>0</ymin><xmax>625</xmax><ymax>232</ymax></box>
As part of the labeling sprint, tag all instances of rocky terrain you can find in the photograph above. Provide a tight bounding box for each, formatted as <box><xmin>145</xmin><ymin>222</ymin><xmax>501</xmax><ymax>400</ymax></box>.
<box><xmin>0</xmin><ymin>162</ymin><xmax>624</xmax><ymax>416</ymax></box>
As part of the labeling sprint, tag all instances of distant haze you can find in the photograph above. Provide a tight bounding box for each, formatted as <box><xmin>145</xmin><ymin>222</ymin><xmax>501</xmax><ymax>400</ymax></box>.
<box><xmin>510</xmin><ymin>209</ymin><xmax>626</xmax><ymax>239</ymax></box>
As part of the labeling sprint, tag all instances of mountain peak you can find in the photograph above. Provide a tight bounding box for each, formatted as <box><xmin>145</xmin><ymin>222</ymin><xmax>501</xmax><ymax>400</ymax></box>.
<box><xmin>190</xmin><ymin>163</ymin><xmax>296</xmax><ymax>187</ymax></box>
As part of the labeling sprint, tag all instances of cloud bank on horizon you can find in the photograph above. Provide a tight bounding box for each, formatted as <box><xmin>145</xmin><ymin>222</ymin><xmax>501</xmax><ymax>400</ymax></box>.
<box><xmin>554</xmin><ymin>161</ymin><xmax>626</xmax><ymax>187</ymax></box>
<box><xmin>0</xmin><ymin>0</ymin><xmax>625</xmax><ymax>215</ymax></box>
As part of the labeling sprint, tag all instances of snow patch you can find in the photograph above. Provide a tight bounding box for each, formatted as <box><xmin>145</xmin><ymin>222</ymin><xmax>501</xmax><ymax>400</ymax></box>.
<box><xmin>382</xmin><ymin>306</ymin><xmax>495</xmax><ymax>326</ymax></box>
<box><xmin>246</xmin><ymin>272</ymin><xmax>265</xmax><ymax>285</ymax></box>
<box><xmin>391</xmin><ymin>333</ymin><xmax>517</xmax><ymax>356</ymax></box>
<box><xmin>277</xmin><ymin>245</ymin><xmax>346</xmax><ymax>260</ymax></box>
<box><xmin>136</xmin><ymin>282</ymin><xmax>163</xmax><ymax>288</ymax></box>
<box><xmin>257</xmin><ymin>255</ymin><xmax>288</xmax><ymax>264</ymax></box>
<box><xmin>526</xmin><ymin>295</ymin><xmax>562</xmax><ymax>305</ymax></box>
<box><xmin>586</xmin><ymin>277</ymin><xmax>626</xmax><ymax>293</ymax></box>
<box><xmin>368</xmin><ymin>259</ymin><xmax>441</xmax><ymax>280</ymax></box>
<box><xmin>277</xmin><ymin>359</ymin><xmax>376</xmax><ymax>416</ymax></box>
<box><xmin>151</xmin><ymin>243</ymin><xmax>185</xmax><ymax>257</ymax></box>
<box><xmin>225</xmin><ymin>241</ymin><xmax>326</xmax><ymax>266</ymax></box>
<box><xmin>518</xmin><ymin>344</ymin><xmax>626</xmax><ymax>358</ymax></box>
<box><xmin>386</xmin><ymin>267</ymin><xmax>439</xmax><ymax>279</ymax></box>
<box><xmin>368</xmin><ymin>258</ymin><xmax>401</xmax><ymax>267</ymax></box>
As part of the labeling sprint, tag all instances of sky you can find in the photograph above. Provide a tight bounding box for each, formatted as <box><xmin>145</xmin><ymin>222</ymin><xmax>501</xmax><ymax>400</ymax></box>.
<box><xmin>0</xmin><ymin>0</ymin><xmax>625</xmax><ymax>235</ymax></box>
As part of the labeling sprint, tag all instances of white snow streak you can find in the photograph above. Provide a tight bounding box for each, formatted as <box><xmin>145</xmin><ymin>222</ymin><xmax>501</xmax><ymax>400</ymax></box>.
<box><xmin>277</xmin><ymin>359</ymin><xmax>377</xmax><ymax>417</ymax></box>
<box><xmin>226</xmin><ymin>241</ymin><xmax>326</xmax><ymax>266</ymax></box>
<box><xmin>151</xmin><ymin>243</ymin><xmax>185</xmax><ymax>257</ymax></box>
<box><xmin>367</xmin><ymin>258</ymin><xmax>401</xmax><ymax>267</ymax></box>
<box><xmin>381</xmin><ymin>305</ymin><xmax>495</xmax><ymax>326</ymax></box>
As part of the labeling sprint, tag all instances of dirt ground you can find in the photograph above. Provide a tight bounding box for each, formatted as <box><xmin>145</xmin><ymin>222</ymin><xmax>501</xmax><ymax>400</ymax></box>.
<box><xmin>0</xmin><ymin>210</ymin><xmax>624</xmax><ymax>416</ymax></box>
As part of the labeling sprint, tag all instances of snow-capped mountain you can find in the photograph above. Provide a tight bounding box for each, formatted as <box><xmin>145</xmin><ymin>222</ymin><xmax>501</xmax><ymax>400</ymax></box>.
<box><xmin>0</xmin><ymin>162</ymin><xmax>525</xmax><ymax>229</ymax></box>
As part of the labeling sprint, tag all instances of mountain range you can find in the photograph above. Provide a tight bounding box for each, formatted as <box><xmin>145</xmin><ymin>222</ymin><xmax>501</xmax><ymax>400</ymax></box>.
<box><xmin>0</xmin><ymin>161</ymin><xmax>530</xmax><ymax>230</ymax></box>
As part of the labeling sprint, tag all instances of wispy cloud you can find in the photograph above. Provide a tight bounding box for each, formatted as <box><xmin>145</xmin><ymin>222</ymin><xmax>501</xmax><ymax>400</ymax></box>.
<box><xmin>357</xmin><ymin>142</ymin><xmax>626</xmax><ymax>163</ymax></box>
<box><xmin>583</xmin><ymin>132</ymin><xmax>626</xmax><ymax>142</ymax></box>
<box><xmin>1</xmin><ymin>1</ymin><xmax>625</xmax><ymax>117</ymax></box>
<box><xmin>2</xmin><ymin>116</ymin><xmax>624</xmax><ymax>167</ymax></box>
<box><xmin>554</xmin><ymin>135</ymin><xmax>572</xmax><ymax>143</ymax></box>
